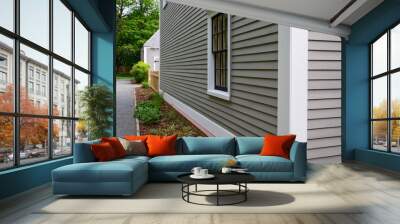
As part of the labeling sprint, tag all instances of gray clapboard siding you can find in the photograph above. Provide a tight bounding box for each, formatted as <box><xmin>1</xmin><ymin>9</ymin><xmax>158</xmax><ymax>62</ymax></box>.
<box><xmin>308</xmin><ymin>31</ymin><xmax>342</xmax><ymax>162</ymax></box>
<box><xmin>160</xmin><ymin>2</ymin><xmax>278</xmax><ymax>136</ymax></box>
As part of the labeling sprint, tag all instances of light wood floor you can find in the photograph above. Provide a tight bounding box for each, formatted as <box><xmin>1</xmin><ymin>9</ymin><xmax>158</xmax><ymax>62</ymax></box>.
<box><xmin>1</xmin><ymin>162</ymin><xmax>400</xmax><ymax>224</ymax></box>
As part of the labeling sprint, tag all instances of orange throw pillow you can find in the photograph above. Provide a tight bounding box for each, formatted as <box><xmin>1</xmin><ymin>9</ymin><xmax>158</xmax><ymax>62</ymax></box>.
<box><xmin>91</xmin><ymin>142</ymin><xmax>117</xmax><ymax>161</ymax></box>
<box><xmin>146</xmin><ymin>135</ymin><xmax>177</xmax><ymax>157</ymax></box>
<box><xmin>124</xmin><ymin>135</ymin><xmax>148</xmax><ymax>142</ymax></box>
<box><xmin>260</xmin><ymin>134</ymin><xmax>296</xmax><ymax>159</ymax></box>
<box><xmin>101</xmin><ymin>137</ymin><xmax>127</xmax><ymax>158</ymax></box>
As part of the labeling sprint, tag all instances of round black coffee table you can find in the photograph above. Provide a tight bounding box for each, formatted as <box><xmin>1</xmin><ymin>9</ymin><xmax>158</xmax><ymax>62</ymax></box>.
<box><xmin>177</xmin><ymin>173</ymin><xmax>255</xmax><ymax>206</ymax></box>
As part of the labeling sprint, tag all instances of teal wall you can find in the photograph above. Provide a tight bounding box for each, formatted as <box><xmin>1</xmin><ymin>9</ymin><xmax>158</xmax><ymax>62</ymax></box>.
<box><xmin>0</xmin><ymin>158</ymin><xmax>72</xmax><ymax>199</ymax></box>
<box><xmin>343</xmin><ymin>0</ymin><xmax>400</xmax><ymax>171</ymax></box>
<box><xmin>0</xmin><ymin>0</ymin><xmax>116</xmax><ymax>200</ymax></box>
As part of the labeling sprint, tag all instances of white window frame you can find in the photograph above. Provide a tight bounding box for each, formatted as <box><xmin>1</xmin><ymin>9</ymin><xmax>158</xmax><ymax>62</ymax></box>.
<box><xmin>207</xmin><ymin>11</ymin><xmax>231</xmax><ymax>101</ymax></box>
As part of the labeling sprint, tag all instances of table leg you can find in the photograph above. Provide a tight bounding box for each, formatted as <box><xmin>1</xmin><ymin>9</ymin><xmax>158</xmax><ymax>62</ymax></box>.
<box><xmin>245</xmin><ymin>183</ymin><xmax>247</xmax><ymax>201</ymax></box>
<box><xmin>195</xmin><ymin>184</ymin><xmax>198</xmax><ymax>192</ymax></box>
<box><xmin>217</xmin><ymin>184</ymin><xmax>220</xmax><ymax>206</ymax></box>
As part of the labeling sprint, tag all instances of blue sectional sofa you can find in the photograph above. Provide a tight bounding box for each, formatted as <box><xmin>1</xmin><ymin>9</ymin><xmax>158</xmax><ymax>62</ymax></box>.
<box><xmin>52</xmin><ymin>137</ymin><xmax>307</xmax><ymax>196</ymax></box>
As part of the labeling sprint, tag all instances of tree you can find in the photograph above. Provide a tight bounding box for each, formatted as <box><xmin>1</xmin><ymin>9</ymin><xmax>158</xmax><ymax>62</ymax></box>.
<box><xmin>372</xmin><ymin>99</ymin><xmax>400</xmax><ymax>143</ymax></box>
<box><xmin>0</xmin><ymin>85</ymin><xmax>59</xmax><ymax>150</ymax></box>
<box><xmin>116</xmin><ymin>0</ymin><xmax>159</xmax><ymax>69</ymax></box>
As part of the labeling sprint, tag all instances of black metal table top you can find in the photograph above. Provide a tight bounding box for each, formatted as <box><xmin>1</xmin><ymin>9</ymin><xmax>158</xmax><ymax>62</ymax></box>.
<box><xmin>177</xmin><ymin>172</ymin><xmax>255</xmax><ymax>185</ymax></box>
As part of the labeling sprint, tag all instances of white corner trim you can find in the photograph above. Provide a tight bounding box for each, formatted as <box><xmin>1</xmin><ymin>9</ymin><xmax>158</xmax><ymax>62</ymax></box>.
<box><xmin>207</xmin><ymin>12</ymin><xmax>231</xmax><ymax>101</ymax></box>
<box><xmin>277</xmin><ymin>25</ymin><xmax>308</xmax><ymax>142</ymax></box>
<box><xmin>161</xmin><ymin>90</ymin><xmax>235</xmax><ymax>137</ymax></box>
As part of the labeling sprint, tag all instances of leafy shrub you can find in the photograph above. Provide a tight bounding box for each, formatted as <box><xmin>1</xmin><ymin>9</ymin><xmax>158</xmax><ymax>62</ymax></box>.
<box><xmin>130</xmin><ymin>61</ymin><xmax>150</xmax><ymax>83</ymax></box>
<box><xmin>142</xmin><ymin>81</ymin><xmax>149</xmax><ymax>89</ymax></box>
<box><xmin>134</xmin><ymin>101</ymin><xmax>161</xmax><ymax>124</ymax></box>
<box><xmin>150</xmin><ymin>92</ymin><xmax>164</xmax><ymax>107</ymax></box>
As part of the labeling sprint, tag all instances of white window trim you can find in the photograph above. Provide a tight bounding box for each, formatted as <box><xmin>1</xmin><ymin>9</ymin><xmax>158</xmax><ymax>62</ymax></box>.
<box><xmin>207</xmin><ymin>11</ymin><xmax>231</xmax><ymax>101</ymax></box>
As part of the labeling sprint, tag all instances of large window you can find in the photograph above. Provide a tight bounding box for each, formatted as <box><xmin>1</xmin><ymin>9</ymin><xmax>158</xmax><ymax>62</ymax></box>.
<box><xmin>207</xmin><ymin>13</ymin><xmax>231</xmax><ymax>100</ymax></box>
<box><xmin>0</xmin><ymin>0</ymin><xmax>91</xmax><ymax>170</ymax></box>
<box><xmin>371</xmin><ymin>23</ymin><xmax>400</xmax><ymax>153</ymax></box>
<box><xmin>212</xmin><ymin>13</ymin><xmax>228</xmax><ymax>91</ymax></box>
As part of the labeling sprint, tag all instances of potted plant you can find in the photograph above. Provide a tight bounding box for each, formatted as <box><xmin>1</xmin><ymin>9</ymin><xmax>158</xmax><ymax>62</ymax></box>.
<box><xmin>79</xmin><ymin>84</ymin><xmax>113</xmax><ymax>140</ymax></box>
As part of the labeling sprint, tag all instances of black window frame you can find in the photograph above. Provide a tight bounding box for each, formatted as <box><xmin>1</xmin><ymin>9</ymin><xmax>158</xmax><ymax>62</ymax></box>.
<box><xmin>370</xmin><ymin>21</ymin><xmax>400</xmax><ymax>153</ymax></box>
<box><xmin>211</xmin><ymin>13</ymin><xmax>228</xmax><ymax>92</ymax></box>
<box><xmin>0</xmin><ymin>0</ymin><xmax>92</xmax><ymax>171</ymax></box>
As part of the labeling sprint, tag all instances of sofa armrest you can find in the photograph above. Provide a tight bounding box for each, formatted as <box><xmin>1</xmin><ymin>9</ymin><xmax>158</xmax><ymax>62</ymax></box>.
<box><xmin>73</xmin><ymin>141</ymin><xmax>99</xmax><ymax>163</ymax></box>
<box><xmin>289</xmin><ymin>141</ymin><xmax>307</xmax><ymax>181</ymax></box>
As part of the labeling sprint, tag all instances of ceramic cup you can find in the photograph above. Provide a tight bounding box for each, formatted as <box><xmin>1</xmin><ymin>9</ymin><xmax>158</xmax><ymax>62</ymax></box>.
<box><xmin>200</xmin><ymin>169</ymin><xmax>209</xmax><ymax>176</ymax></box>
<box><xmin>191</xmin><ymin>167</ymin><xmax>202</xmax><ymax>176</ymax></box>
<box><xmin>221</xmin><ymin>167</ymin><xmax>232</xmax><ymax>174</ymax></box>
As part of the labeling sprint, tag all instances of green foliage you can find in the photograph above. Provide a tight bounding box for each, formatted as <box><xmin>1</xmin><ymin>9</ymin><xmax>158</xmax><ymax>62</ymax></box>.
<box><xmin>79</xmin><ymin>84</ymin><xmax>113</xmax><ymax>140</ymax></box>
<box><xmin>149</xmin><ymin>92</ymin><xmax>163</xmax><ymax>107</ymax></box>
<box><xmin>130</xmin><ymin>61</ymin><xmax>150</xmax><ymax>83</ymax></box>
<box><xmin>134</xmin><ymin>92</ymin><xmax>164</xmax><ymax>124</ymax></box>
<box><xmin>116</xmin><ymin>0</ymin><xmax>159</xmax><ymax>67</ymax></box>
<box><xmin>142</xmin><ymin>81</ymin><xmax>149</xmax><ymax>88</ymax></box>
<box><xmin>135</xmin><ymin>101</ymin><xmax>161</xmax><ymax>124</ymax></box>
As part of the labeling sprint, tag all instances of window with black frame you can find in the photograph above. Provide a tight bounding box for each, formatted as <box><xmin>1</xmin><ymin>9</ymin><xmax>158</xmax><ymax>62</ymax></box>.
<box><xmin>0</xmin><ymin>0</ymin><xmax>91</xmax><ymax>170</ymax></box>
<box><xmin>371</xmin><ymin>22</ymin><xmax>400</xmax><ymax>153</ymax></box>
<box><xmin>212</xmin><ymin>13</ymin><xmax>228</xmax><ymax>91</ymax></box>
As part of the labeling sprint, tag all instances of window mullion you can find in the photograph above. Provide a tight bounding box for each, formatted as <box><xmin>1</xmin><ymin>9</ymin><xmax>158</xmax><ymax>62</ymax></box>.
<box><xmin>14</xmin><ymin>0</ymin><xmax>21</xmax><ymax>167</ymax></box>
<box><xmin>71</xmin><ymin>10</ymin><xmax>76</xmax><ymax>153</ymax></box>
<box><xmin>49</xmin><ymin>0</ymin><xmax>54</xmax><ymax>160</ymax></box>
<box><xmin>388</xmin><ymin>30</ymin><xmax>392</xmax><ymax>152</ymax></box>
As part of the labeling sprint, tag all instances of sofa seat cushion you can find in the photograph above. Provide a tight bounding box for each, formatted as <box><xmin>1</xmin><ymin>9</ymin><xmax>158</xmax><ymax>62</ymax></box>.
<box><xmin>236</xmin><ymin>155</ymin><xmax>293</xmax><ymax>172</ymax></box>
<box><xmin>149</xmin><ymin>155</ymin><xmax>235</xmax><ymax>172</ymax></box>
<box><xmin>53</xmin><ymin>159</ymin><xmax>147</xmax><ymax>183</ymax></box>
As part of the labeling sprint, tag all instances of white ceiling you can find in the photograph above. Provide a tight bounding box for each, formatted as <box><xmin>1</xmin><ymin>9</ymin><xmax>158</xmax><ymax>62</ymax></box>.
<box><xmin>224</xmin><ymin>0</ymin><xmax>352</xmax><ymax>23</ymax></box>
<box><xmin>167</xmin><ymin>0</ymin><xmax>384</xmax><ymax>37</ymax></box>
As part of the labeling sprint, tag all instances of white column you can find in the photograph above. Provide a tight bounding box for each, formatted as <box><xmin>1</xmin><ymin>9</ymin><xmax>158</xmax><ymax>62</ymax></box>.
<box><xmin>277</xmin><ymin>25</ymin><xmax>308</xmax><ymax>142</ymax></box>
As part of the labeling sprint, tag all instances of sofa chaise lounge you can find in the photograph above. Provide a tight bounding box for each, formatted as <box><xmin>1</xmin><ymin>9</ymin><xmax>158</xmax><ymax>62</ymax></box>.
<box><xmin>52</xmin><ymin>137</ymin><xmax>307</xmax><ymax>196</ymax></box>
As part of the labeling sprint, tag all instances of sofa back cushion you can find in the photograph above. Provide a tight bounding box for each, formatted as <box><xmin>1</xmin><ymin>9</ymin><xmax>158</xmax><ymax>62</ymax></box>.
<box><xmin>73</xmin><ymin>139</ymin><xmax>100</xmax><ymax>163</ymax></box>
<box><xmin>179</xmin><ymin>137</ymin><xmax>235</xmax><ymax>155</ymax></box>
<box><xmin>235</xmin><ymin>137</ymin><xmax>264</xmax><ymax>155</ymax></box>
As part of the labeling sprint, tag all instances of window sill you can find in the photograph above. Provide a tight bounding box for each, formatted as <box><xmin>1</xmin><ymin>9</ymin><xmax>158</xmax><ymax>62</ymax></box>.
<box><xmin>207</xmin><ymin>89</ymin><xmax>230</xmax><ymax>101</ymax></box>
<box><xmin>0</xmin><ymin>156</ymin><xmax>72</xmax><ymax>175</ymax></box>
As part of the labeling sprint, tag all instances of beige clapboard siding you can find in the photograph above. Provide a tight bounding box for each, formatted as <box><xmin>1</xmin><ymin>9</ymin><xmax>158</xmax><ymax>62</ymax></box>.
<box><xmin>160</xmin><ymin>2</ymin><xmax>278</xmax><ymax>136</ymax></box>
<box><xmin>308</xmin><ymin>31</ymin><xmax>342</xmax><ymax>161</ymax></box>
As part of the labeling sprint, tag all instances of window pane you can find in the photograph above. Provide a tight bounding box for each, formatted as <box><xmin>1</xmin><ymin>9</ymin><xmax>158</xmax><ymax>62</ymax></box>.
<box><xmin>215</xmin><ymin>52</ymin><xmax>220</xmax><ymax>70</ymax></box>
<box><xmin>372</xmin><ymin>33</ymin><xmax>387</xmax><ymax>76</ymax></box>
<box><xmin>53</xmin><ymin>59</ymin><xmax>72</xmax><ymax>117</ymax></box>
<box><xmin>20</xmin><ymin>44</ymin><xmax>49</xmax><ymax>115</ymax></box>
<box><xmin>75</xmin><ymin>120</ymin><xmax>88</xmax><ymax>143</ymax></box>
<box><xmin>74</xmin><ymin>69</ymin><xmax>89</xmax><ymax>118</ymax></box>
<box><xmin>212</xmin><ymin>35</ymin><xmax>217</xmax><ymax>52</ymax></box>
<box><xmin>372</xmin><ymin>121</ymin><xmax>387</xmax><ymax>151</ymax></box>
<box><xmin>53</xmin><ymin>0</ymin><xmax>72</xmax><ymax>60</ymax></box>
<box><xmin>0</xmin><ymin>116</ymin><xmax>13</xmax><ymax>170</ymax></box>
<box><xmin>53</xmin><ymin>119</ymin><xmax>72</xmax><ymax>157</ymax></box>
<box><xmin>20</xmin><ymin>0</ymin><xmax>49</xmax><ymax>49</ymax></box>
<box><xmin>0</xmin><ymin>0</ymin><xmax>14</xmax><ymax>31</ymax></box>
<box><xmin>0</xmin><ymin>35</ymin><xmax>14</xmax><ymax>112</ymax></box>
<box><xmin>391</xmin><ymin>120</ymin><xmax>400</xmax><ymax>153</ymax></box>
<box><xmin>20</xmin><ymin>117</ymin><xmax>49</xmax><ymax>165</ymax></box>
<box><xmin>372</xmin><ymin>76</ymin><xmax>387</xmax><ymax>119</ymax></box>
<box><xmin>391</xmin><ymin>24</ymin><xmax>400</xmax><ymax>70</ymax></box>
<box><xmin>391</xmin><ymin>72</ymin><xmax>400</xmax><ymax>118</ymax></box>
<box><xmin>75</xmin><ymin>18</ymin><xmax>89</xmax><ymax>70</ymax></box>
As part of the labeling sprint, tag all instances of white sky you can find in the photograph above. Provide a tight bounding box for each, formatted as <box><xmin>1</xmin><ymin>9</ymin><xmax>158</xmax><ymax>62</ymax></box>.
<box><xmin>0</xmin><ymin>0</ymin><xmax>88</xmax><ymax>70</ymax></box>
